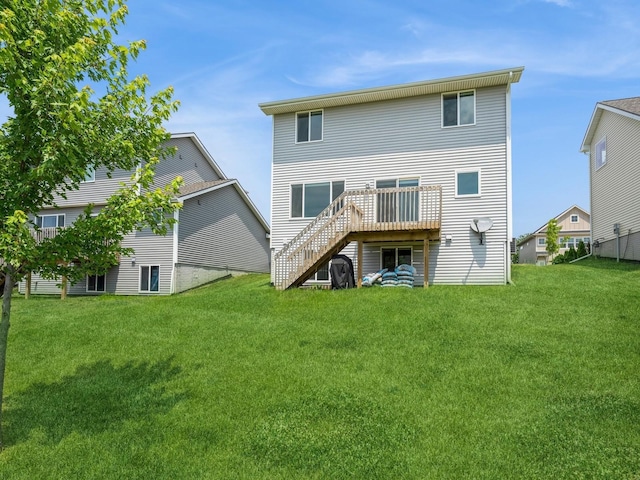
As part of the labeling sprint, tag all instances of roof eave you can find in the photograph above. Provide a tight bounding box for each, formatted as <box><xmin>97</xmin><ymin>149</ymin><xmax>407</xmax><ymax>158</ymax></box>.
<box><xmin>259</xmin><ymin>66</ymin><xmax>524</xmax><ymax>116</ymax></box>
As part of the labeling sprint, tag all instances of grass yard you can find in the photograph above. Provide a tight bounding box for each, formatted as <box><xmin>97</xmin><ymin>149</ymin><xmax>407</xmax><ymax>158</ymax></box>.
<box><xmin>1</xmin><ymin>257</ymin><xmax>639</xmax><ymax>479</ymax></box>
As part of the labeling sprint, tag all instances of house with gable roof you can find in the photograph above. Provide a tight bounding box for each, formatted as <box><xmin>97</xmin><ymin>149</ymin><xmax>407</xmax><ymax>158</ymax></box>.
<box><xmin>517</xmin><ymin>205</ymin><xmax>591</xmax><ymax>265</ymax></box>
<box><xmin>20</xmin><ymin>132</ymin><xmax>270</xmax><ymax>295</ymax></box>
<box><xmin>259</xmin><ymin>67</ymin><xmax>524</xmax><ymax>289</ymax></box>
<box><xmin>581</xmin><ymin>97</ymin><xmax>640</xmax><ymax>261</ymax></box>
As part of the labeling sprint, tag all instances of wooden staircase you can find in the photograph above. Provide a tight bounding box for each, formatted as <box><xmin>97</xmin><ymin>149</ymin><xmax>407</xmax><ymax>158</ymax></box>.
<box><xmin>273</xmin><ymin>185</ymin><xmax>442</xmax><ymax>290</ymax></box>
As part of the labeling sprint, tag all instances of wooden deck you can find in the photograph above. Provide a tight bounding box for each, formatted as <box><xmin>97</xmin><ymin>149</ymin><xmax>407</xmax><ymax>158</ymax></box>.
<box><xmin>273</xmin><ymin>186</ymin><xmax>442</xmax><ymax>290</ymax></box>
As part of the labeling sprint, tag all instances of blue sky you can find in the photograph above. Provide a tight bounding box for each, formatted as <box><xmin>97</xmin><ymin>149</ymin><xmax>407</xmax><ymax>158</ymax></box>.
<box><xmin>5</xmin><ymin>0</ymin><xmax>640</xmax><ymax>237</ymax></box>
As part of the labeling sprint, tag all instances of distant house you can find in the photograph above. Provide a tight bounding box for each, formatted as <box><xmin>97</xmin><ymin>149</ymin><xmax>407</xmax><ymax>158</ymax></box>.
<box><xmin>20</xmin><ymin>133</ymin><xmax>270</xmax><ymax>295</ymax></box>
<box><xmin>580</xmin><ymin>97</ymin><xmax>640</xmax><ymax>261</ymax></box>
<box><xmin>517</xmin><ymin>205</ymin><xmax>590</xmax><ymax>265</ymax></box>
<box><xmin>259</xmin><ymin>67</ymin><xmax>524</xmax><ymax>289</ymax></box>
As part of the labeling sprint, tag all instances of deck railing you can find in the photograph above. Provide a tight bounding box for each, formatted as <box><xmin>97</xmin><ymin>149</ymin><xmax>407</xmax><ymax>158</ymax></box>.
<box><xmin>273</xmin><ymin>185</ymin><xmax>442</xmax><ymax>290</ymax></box>
<box><xmin>30</xmin><ymin>227</ymin><xmax>63</xmax><ymax>243</ymax></box>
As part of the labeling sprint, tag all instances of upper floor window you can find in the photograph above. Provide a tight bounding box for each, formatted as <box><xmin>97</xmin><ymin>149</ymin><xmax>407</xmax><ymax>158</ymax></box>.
<box><xmin>35</xmin><ymin>214</ymin><xmax>65</xmax><ymax>228</ymax></box>
<box><xmin>81</xmin><ymin>165</ymin><xmax>95</xmax><ymax>183</ymax></box>
<box><xmin>538</xmin><ymin>237</ymin><xmax>546</xmax><ymax>246</ymax></box>
<box><xmin>296</xmin><ymin>110</ymin><xmax>323</xmax><ymax>143</ymax></box>
<box><xmin>570</xmin><ymin>214</ymin><xmax>579</xmax><ymax>223</ymax></box>
<box><xmin>455</xmin><ymin>169</ymin><xmax>480</xmax><ymax>197</ymax></box>
<box><xmin>291</xmin><ymin>180</ymin><xmax>344</xmax><ymax>218</ymax></box>
<box><xmin>595</xmin><ymin>137</ymin><xmax>606</xmax><ymax>170</ymax></box>
<box><xmin>442</xmin><ymin>90</ymin><xmax>475</xmax><ymax>127</ymax></box>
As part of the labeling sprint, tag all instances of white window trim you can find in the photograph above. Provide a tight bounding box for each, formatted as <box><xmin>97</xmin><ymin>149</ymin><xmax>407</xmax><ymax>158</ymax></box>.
<box><xmin>307</xmin><ymin>261</ymin><xmax>330</xmax><ymax>282</ymax></box>
<box><xmin>442</xmin><ymin>89</ymin><xmax>476</xmax><ymax>128</ymax></box>
<box><xmin>81</xmin><ymin>165</ymin><xmax>96</xmax><ymax>183</ymax></box>
<box><xmin>86</xmin><ymin>273</ymin><xmax>106</xmax><ymax>293</ymax></box>
<box><xmin>35</xmin><ymin>213</ymin><xmax>66</xmax><ymax>228</ymax></box>
<box><xmin>570</xmin><ymin>214</ymin><xmax>579</xmax><ymax>223</ymax></box>
<box><xmin>454</xmin><ymin>169</ymin><xmax>481</xmax><ymax>198</ymax></box>
<box><xmin>538</xmin><ymin>237</ymin><xmax>546</xmax><ymax>246</ymax></box>
<box><xmin>295</xmin><ymin>109</ymin><xmax>324</xmax><ymax>144</ymax></box>
<box><xmin>139</xmin><ymin>265</ymin><xmax>161</xmax><ymax>293</ymax></box>
<box><xmin>289</xmin><ymin>179</ymin><xmax>346</xmax><ymax>219</ymax></box>
<box><xmin>595</xmin><ymin>136</ymin><xmax>607</xmax><ymax>171</ymax></box>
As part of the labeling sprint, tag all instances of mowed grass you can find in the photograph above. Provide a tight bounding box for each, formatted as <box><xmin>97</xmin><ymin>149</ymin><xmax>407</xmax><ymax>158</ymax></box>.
<box><xmin>1</xmin><ymin>257</ymin><xmax>639</xmax><ymax>479</ymax></box>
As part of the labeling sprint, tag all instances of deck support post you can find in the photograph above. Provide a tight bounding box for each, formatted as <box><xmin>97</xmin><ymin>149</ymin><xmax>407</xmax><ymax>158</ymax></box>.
<box><xmin>423</xmin><ymin>238</ymin><xmax>429</xmax><ymax>288</ymax></box>
<box><xmin>357</xmin><ymin>241</ymin><xmax>363</xmax><ymax>288</ymax></box>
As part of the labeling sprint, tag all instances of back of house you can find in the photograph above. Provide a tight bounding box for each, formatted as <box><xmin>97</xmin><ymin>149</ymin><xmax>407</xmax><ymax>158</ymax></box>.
<box><xmin>261</xmin><ymin>67</ymin><xmax>524</xmax><ymax>288</ymax></box>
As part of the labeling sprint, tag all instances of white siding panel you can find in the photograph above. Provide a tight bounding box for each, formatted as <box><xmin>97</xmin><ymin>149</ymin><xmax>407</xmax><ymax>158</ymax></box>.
<box><xmin>52</xmin><ymin>167</ymin><xmax>132</xmax><ymax>207</ymax></box>
<box><xmin>177</xmin><ymin>187</ymin><xmax>270</xmax><ymax>273</ymax></box>
<box><xmin>274</xmin><ymin>87</ymin><xmax>507</xmax><ymax>165</ymax></box>
<box><xmin>589</xmin><ymin>111</ymin><xmax>640</xmax><ymax>254</ymax></box>
<box><xmin>272</xmin><ymin>143</ymin><xmax>509</xmax><ymax>285</ymax></box>
<box><xmin>155</xmin><ymin>137</ymin><xmax>222</xmax><ymax>189</ymax></box>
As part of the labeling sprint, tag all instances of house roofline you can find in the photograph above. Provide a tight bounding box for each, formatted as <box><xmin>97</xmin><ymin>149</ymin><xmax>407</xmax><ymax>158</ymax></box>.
<box><xmin>580</xmin><ymin>102</ymin><xmax>640</xmax><ymax>152</ymax></box>
<box><xmin>529</xmin><ymin>205</ymin><xmax>590</xmax><ymax>236</ymax></box>
<box><xmin>259</xmin><ymin>66</ymin><xmax>524</xmax><ymax>115</ymax></box>
<box><xmin>170</xmin><ymin>132</ymin><xmax>228</xmax><ymax>180</ymax></box>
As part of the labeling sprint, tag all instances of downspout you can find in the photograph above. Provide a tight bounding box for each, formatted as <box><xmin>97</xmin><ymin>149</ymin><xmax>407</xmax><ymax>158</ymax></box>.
<box><xmin>170</xmin><ymin>206</ymin><xmax>180</xmax><ymax>294</ymax></box>
<box><xmin>505</xmin><ymin>71</ymin><xmax>514</xmax><ymax>284</ymax></box>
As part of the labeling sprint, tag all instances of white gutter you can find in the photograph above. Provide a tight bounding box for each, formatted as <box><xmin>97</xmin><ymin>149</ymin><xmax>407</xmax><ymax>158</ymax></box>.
<box><xmin>505</xmin><ymin>70</ymin><xmax>514</xmax><ymax>284</ymax></box>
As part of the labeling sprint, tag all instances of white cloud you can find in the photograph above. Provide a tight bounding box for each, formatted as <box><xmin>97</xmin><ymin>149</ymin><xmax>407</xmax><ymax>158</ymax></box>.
<box><xmin>542</xmin><ymin>0</ymin><xmax>572</xmax><ymax>6</ymax></box>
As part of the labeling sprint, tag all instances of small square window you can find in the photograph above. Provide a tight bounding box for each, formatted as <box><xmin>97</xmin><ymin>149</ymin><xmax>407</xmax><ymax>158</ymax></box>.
<box><xmin>570</xmin><ymin>214</ymin><xmax>579</xmax><ymax>223</ymax></box>
<box><xmin>81</xmin><ymin>165</ymin><xmax>95</xmax><ymax>183</ymax></box>
<box><xmin>455</xmin><ymin>170</ymin><xmax>480</xmax><ymax>197</ymax></box>
<box><xmin>538</xmin><ymin>238</ymin><xmax>546</xmax><ymax>246</ymax></box>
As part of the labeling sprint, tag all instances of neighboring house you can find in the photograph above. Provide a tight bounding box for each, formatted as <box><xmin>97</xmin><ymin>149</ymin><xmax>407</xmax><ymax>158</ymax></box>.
<box><xmin>517</xmin><ymin>205</ymin><xmax>591</xmax><ymax>265</ymax></box>
<box><xmin>259</xmin><ymin>67</ymin><xmax>524</xmax><ymax>289</ymax></box>
<box><xmin>20</xmin><ymin>132</ymin><xmax>270</xmax><ymax>295</ymax></box>
<box><xmin>580</xmin><ymin>97</ymin><xmax>640</xmax><ymax>261</ymax></box>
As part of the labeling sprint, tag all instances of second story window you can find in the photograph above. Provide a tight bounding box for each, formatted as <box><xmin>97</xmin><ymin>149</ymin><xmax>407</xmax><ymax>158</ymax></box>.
<box><xmin>296</xmin><ymin>110</ymin><xmax>323</xmax><ymax>143</ymax></box>
<box><xmin>35</xmin><ymin>214</ymin><xmax>65</xmax><ymax>228</ymax></box>
<box><xmin>442</xmin><ymin>90</ymin><xmax>475</xmax><ymax>127</ymax></box>
<box><xmin>595</xmin><ymin>137</ymin><xmax>606</xmax><ymax>170</ymax></box>
<box><xmin>81</xmin><ymin>165</ymin><xmax>95</xmax><ymax>183</ymax></box>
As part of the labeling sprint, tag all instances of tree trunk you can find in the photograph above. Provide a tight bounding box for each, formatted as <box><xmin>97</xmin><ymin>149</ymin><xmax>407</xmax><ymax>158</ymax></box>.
<box><xmin>0</xmin><ymin>269</ymin><xmax>14</xmax><ymax>450</ymax></box>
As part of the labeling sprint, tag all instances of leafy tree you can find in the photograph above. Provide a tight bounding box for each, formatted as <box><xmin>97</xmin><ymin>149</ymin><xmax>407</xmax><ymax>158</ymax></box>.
<box><xmin>545</xmin><ymin>219</ymin><xmax>561</xmax><ymax>262</ymax></box>
<box><xmin>0</xmin><ymin>0</ymin><xmax>180</xmax><ymax>448</ymax></box>
<box><xmin>577</xmin><ymin>240</ymin><xmax>588</xmax><ymax>258</ymax></box>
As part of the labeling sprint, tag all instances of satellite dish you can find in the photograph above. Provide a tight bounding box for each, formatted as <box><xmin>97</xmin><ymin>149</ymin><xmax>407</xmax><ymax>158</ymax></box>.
<box><xmin>470</xmin><ymin>217</ymin><xmax>493</xmax><ymax>244</ymax></box>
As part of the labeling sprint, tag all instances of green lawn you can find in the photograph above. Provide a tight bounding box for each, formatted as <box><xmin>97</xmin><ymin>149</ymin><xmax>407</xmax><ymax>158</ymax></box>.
<box><xmin>1</xmin><ymin>258</ymin><xmax>639</xmax><ymax>479</ymax></box>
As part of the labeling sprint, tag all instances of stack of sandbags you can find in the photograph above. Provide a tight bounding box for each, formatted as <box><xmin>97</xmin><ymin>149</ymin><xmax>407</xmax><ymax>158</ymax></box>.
<box><xmin>381</xmin><ymin>270</ymin><xmax>398</xmax><ymax>287</ymax></box>
<box><xmin>395</xmin><ymin>264</ymin><xmax>416</xmax><ymax>288</ymax></box>
<box><xmin>362</xmin><ymin>268</ymin><xmax>387</xmax><ymax>287</ymax></box>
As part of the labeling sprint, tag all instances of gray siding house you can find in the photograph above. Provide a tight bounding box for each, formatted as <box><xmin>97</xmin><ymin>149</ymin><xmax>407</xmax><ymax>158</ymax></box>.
<box><xmin>260</xmin><ymin>67</ymin><xmax>524</xmax><ymax>289</ymax></box>
<box><xmin>21</xmin><ymin>133</ymin><xmax>270</xmax><ymax>295</ymax></box>
<box><xmin>581</xmin><ymin>97</ymin><xmax>640</xmax><ymax>261</ymax></box>
<box><xmin>517</xmin><ymin>205</ymin><xmax>590</xmax><ymax>265</ymax></box>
